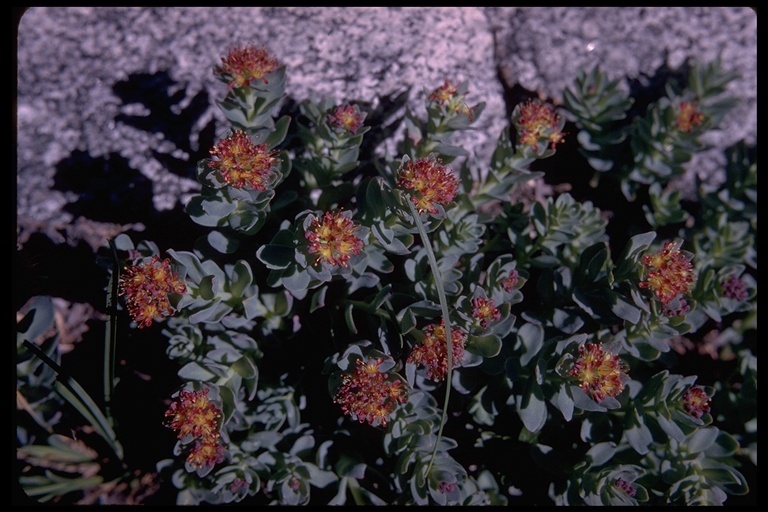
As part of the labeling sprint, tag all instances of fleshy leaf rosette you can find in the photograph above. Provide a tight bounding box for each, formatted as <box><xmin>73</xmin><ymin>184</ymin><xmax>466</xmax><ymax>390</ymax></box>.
<box><xmin>256</xmin><ymin>209</ymin><xmax>375</xmax><ymax>299</ymax></box>
<box><xmin>327</xmin><ymin>342</ymin><xmax>408</xmax><ymax>428</ymax></box>
<box><xmin>187</xmin><ymin>130</ymin><xmax>291</xmax><ymax>237</ymax></box>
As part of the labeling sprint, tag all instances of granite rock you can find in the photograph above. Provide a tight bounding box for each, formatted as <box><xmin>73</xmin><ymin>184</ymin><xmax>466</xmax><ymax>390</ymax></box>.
<box><xmin>16</xmin><ymin>7</ymin><xmax>756</xmax><ymax>246</ymax></box>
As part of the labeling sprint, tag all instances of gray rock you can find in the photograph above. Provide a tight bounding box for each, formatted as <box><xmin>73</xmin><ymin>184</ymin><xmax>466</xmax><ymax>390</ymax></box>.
<box><xmin>490</xmin><ymin>7</ymin><xmax>756</xmax><ymax>198</ymax></box>
<box><xmin>16</xmin><ymin>7</ymin><xmax>756</xmax><ymax>244</ymax></box>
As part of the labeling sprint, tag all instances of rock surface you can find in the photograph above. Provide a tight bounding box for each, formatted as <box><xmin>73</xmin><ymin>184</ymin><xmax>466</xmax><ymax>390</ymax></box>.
<box><xmin>16</xmin><ymin>6</ymin><xmax>756</xmax><ymax>247</ymax></box>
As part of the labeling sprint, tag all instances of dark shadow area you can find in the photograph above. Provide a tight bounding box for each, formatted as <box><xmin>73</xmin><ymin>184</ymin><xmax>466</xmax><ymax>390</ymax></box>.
<box><xmin>52</xmin><ymin>150</ymin><xmax>155</xmax><ymax>224</ymax></box>
<box><xmin>113</xmin><ymin>70</ymin><xmax>217</xmax><ymax>181</ymax></box>
<box><xmin>624</xmin><ymin>56</ymin><xmax>692</xmax><ymax>120</ymax></box>
<box><xmin>16</xmin><ymin>69</ymin><xmax>223</xmax><ymax>505</ymax></box>
<box><xmin>15</xmin><ymin>233</ymin><xmax>111</xmax><ymax>309</ymax></box>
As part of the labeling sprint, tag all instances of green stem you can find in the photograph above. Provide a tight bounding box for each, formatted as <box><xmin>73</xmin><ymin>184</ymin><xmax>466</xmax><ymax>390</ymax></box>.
<box><xmin>242</xmin><ymin>87</ymin><xmax>258</xmax><ymax>126</ymax></box>
<box><xmin>347</xmin><ymin>477</ymin><xmax>366</xmax><ymax>505</ymax></box>
<box><xmin>104</xmin><ymin>240</ymin><xmax>120</xmax><ymax>428</ymax></box>
<box><xmin>345</xmin><ymin>299</ymin><xmax>391</xmax><ymax>319</ymax></box>
<box><xmin>408</xmin><ymin>202</ymin><xmax>452</xmax><ymax>478</ymax></box>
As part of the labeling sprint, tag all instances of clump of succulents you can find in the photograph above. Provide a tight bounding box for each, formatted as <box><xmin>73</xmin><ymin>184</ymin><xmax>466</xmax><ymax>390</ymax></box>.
<box><xmin>17</xmin><ymin>44</ymin><xmax>755</xmax><ymax>506</ymax></box>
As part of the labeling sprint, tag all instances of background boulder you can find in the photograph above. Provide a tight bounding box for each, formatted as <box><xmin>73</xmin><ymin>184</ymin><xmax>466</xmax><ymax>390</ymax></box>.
<box><xmin>16</xmin><ymin>7</ymin><xmax>756</xmax><ymax>248</ymax></box>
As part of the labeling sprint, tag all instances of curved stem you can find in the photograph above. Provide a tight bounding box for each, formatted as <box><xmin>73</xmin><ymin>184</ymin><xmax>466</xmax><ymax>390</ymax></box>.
<box><xmin>408</xmin><ymin>202</ymin><xmax>452</xmax><ymax>477</ymax></box>
<box><xmin>344</xmin><ymin>300</ymin><xmax>391</xmax><ymax>319</ymax></box>
<box><xmin>104</xmin><ymin>240</ymin><xmax>120</xmax><ymax>427</ymax></box>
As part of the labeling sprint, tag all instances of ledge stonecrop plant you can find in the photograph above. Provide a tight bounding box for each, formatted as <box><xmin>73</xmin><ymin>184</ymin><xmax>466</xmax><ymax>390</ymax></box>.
<box><xmin>17</xmin><ymin>43</ymin><xmax>755</xmax><ymax>506</ymax></box>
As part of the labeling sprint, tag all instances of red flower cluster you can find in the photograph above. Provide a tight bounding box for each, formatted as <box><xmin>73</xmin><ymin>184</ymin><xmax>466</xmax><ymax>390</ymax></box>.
<box><xmin>682</xmin><ymin>385</ymin><xmax>711</xmax><ymax>419</ymax></box>
<box><xmin>614</xmin><ymin>477</ymin><xmax>637</xmax><ymax>497</ymax></box>
<box><xmin>305</xmin><ymin>210</ymin><xmax>364</xmax><ymax>267</ymax></box>
<box><xmin>675</xmin><ymin>101</ymin><xmax>705</xmax><ymax>133</ymax></box>
<box><xmin>396</xmin><ymin>155</ymin><xmax>459</xmax><ymax>214</ymax></box>
<box><xmin>438</xmin><ymin>481</ymin><xmax>457</xmax><ymax>494</ymax></box>
<box><xmin>118</xmin><ymin>255</ymin><xmax>186</xmax><ymax>329</ymax></box>
<box><xmin>407</xmin><ymin>319</ymin><xmax>466</xmax><ymax>382</ymax></box>
<box><xmin>638</xmin><ymin>240</ymin><xmax>695</xmax><ymax>307</ymax></box>
<box><xmin>164</xmin><ymin>387</ymin><xmax>226</xmax><ymax>470</ymax></box>
<box><xmin>428</xmin><ymin>79</ymin><xmax>474</xmax><ymax>120</ymax></box>
<box><xmin>327</xmin><ymin>104</ymin><xmax>365</xmax><ymax>134</ymax></box>
<box><xmin>333</xmin><ymin>357</ymin><xmax>408</xmax><ymax>427</ymax></box>
<box><xmin>214</xmin><ymin>44</ymin><xmax>278</xmax><ymax>89</ymax></box>
<box><xmin>229</xmin><ymin>478</ymin><xmax>248</xmax><ymax>494</ymax></box>
<box><xmin>501</xmin><ymin>269</ymin><xmax>519</xmax><ymax>292</ymax></box>
<box><xmin>186</xmin><ymin>438</ymin><xmax>227</xmax><ymax>470</ymax></box>
<box><xmin>722</xmin><ymin>275</ymin><xmax>748</xmax><ymax>301</ymax></box>
<box><xmin>429</xmin><ymin>79</ymin><xmax>458</xmax><ymax>105</ymax></box>
<box><xmin>471</xmin><ymin>296</ymin><xmax>501</xmax><ymax>328</ymax></box>
<box><xmin>209</xmin><ymin>130</ymin><xmax>279</xmax><ymax>191</ymax></box>
<box><xmin>515</xmin><ymin>99</ymin><xmax>565</xmax><ymax>152</ymax></box>
<box><xmin>662</xmin><ymin>297</ymin><xmax>691</xmax><ymax>318</ymax></box>
<box><xmin>569</xmin><ymin>343</ymin><xmax>628</xmax><ymax>404</ymax></box>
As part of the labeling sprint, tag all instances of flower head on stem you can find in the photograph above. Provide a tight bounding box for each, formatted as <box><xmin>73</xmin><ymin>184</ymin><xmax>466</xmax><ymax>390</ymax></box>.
<box><xmin>638</xmin><ymin>240</ymin><xmax>695</xmax><ymax>307</ymax></box>
<box><xmin>229</xmin><ymin>478</ymin><xmax>248</xmax><ymax>494</ymax></box>
<box><xmin>675</xmin><ymin>101</ymin><xmax>705</xmax><ymax>133</ymax></box>
<box><xmin>722</xmin><ymin>274</ymin><xmax>748</xmax><ymax>301</ymax></box>
<box><xmin>682</xmin><ymin>385</ymin><xmax>711</xmax><ymax>419</ymax></box>
<box><xmin>501</xmin><ymin>269</ymin><xmax>520</xmax><ymax>293</ymax></box>
<box><xmin>429</xmin><ymin>79</ymin><xmax>474</xmax><ymax>120</ymax></box>
<box><xmin>186</xmin><ymin>437</ymin><xmax>227</xmax><ymax>470</ymax></box>
<box><xmin>209</xmin><ymin>130</ymin><xmax>280</xmax><ymax>191</ymax></box>
<box><xmin>471</xmin><ymin>296</ymin><xmax>501</xmax><ymax>329</ymax></box>
<box><xmin>569</xmin><ymin>342</ymin><xmax>628</xmax><ymax>403</ymax></box>
<box><xmin>407</xmin><ymin>319</ymin><xmax>466</xmax><ymax>382</ymax></box>
<box><xmin>438</xmin><ymin>481</ymin><xmax>457</xmax><ymax>494</ymax></box>
<box><xmin>396</xmin><ymin>155</ymin><xmax>459</xmax><ymax>215</ymax></box>
<box><xmin>514</xmin><ymin>99</ymin><xmax>566</xmax><ymax>153</ymax></box>
<box><xmin>214</xmin><ymin>44</ymin><xmax>278</xmax><ymax>89</ymax></box>
<box><xmin>333</xmin><ymin>357</ymin><xmax>408</xmax><ymax>427</ymax></box>
<box><xmin>327</xmin><ymin>103</ymin><xmax>365</xmax><ymax>134</ymax></box>
<box><xmin>119</xmin><ymin>255</ymin><xmax>186</xmax><ymax>329</ymax></box>
<box><xmin>163</xmin><ymin>387</ymin><xmax>222</xmax><ymax>442</ymax></box>
<box><xmin>614</xmin><ymin>477</ymin><xmax>637</xmax><ymax>497</ymax></box>
<box><xmin>662</xmin><ymin>297</ymin><xmax>691</xmax><ymax>318</ymax></box>
<box><xmin>305</xmin><ymin>210</ymin><xmax>365</xmax><ymax>267</ymax></box>
<box><xmin>429</xmin><ymin>79</ymin><xmax>458</xmax><ymax>105</ymax></box>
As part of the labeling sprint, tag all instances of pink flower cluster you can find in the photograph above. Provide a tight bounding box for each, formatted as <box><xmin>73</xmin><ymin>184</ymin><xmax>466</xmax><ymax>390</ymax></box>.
<box><xmin>722</xmin><ymin>275</ymin><xmax>748</xmax><ymax>301</ymax></box>
<box><xmin>682</xmin><ymin>386</ymin><xmax>711</xmax><ymax>419</ymax></box>
<box><xmin>675</xmin><ymin>101</ymin><xmax>705</xmax><ymax>133</ymax></box>
<box><xmin>471</xmin><ymin>297</ymin><xmax>501</xmax><ymax>329</ymax></box>
<box><xmin>333</xmin><ymin>357</ymin><xmax>408</xmax><ymax>427</ymax></box>
<box><xmin>639</xmin><ymin>240</ymin><xmax>695</xmax><ymax>308</ymax></box>
<box><xmin>428</xmin><ymin>79</ymin><xmax>474</xmax><ymax>120</ymax></box>
<box><xmin>407</xmin><ymin>320</ymin><xmax>467</xmax><ymax>382</ymax></box>
<box><xmin>328</xmin><ymin>104</ymin><xmax>365</xmax><ymax>134</ymax></box>
<box><xmin>209</xmin><ymin>130</ymin><xmax>279</xmax><ymax>191</ymax></box>
<box><xmin>397</xmin><ymin>155</ymin><xmax>459</xmax><ymax>215</ymax></box>
<box><xmin>163</xmin><ymin>388</ymin><xmax>226</xmax><ymax>470</ymax></box>
<box><xmin>515</xmin><ymin>99</ymin><xmax>565</xmax><ymax>152</ymax></box>
<box><xmin>118</xmin><ymin>256</ymin><xmax>186</xmax><ymax>329</ymax></box>
<box><xmin>305</xmin><ymin>211</ymin><xmax>365</xmax><ymax>268</ymax></box>
<box><xmin>569</xmin><ymin>343</ymin><xmax>628</xmax><ymax>403</ymax></box>
<box><xmin>214</xmin><ymin>44</ymin><xmax>278</xmax><ymax>89</ymax></box>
